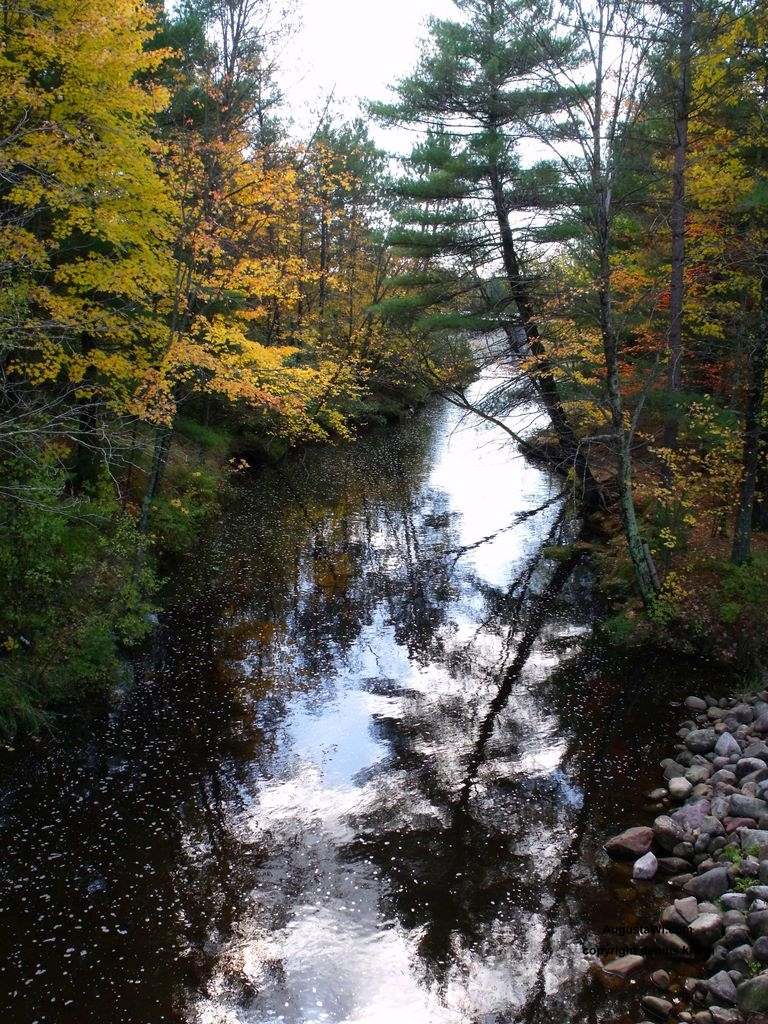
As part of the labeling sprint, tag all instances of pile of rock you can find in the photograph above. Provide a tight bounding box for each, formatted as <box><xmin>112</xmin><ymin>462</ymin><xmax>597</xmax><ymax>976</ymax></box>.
<box><xmin>602</xmin><ymin>691</ymin><xmax>768</xmax><ymax>1024</ymax></box>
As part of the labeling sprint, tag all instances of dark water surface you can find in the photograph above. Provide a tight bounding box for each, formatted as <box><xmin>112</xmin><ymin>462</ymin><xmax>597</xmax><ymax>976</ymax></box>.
<box><xmin>1</xmin><ymin>388</ymin><xmax>724</xmax><ymax>1023</ymax></box>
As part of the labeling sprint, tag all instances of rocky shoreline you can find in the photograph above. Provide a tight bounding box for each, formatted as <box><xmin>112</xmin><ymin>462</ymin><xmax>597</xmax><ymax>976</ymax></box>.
<box><xmin>601</xmin><ymin>689</ymin><xmax>768</xmax><ymax>1024</ymax></box>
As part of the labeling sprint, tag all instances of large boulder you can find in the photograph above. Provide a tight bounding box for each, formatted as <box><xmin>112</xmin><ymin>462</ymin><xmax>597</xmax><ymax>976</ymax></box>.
<box><xmin>605</xmin><ymin>826</ymin><xmax>654</xmax><ymax>859</ymax></box>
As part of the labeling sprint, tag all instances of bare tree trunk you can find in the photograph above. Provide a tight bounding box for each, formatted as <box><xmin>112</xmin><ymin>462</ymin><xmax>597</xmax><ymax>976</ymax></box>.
<box><xmin>488</xmin><ymin>168</ymin><xmax>601</xmax><ymax>507</ymax></box>
<box><xmin>597</xmin><ymin>235</ymin><xmax>659</xmax><ymax>608</ymax></box>
<box><xmin>754</xmin><ymin>430</ymin><xmax>768</xmax><ymax>532</ymax></box>
<box><xmin>319</xmin><ymin>206</ymin><xmax>329</xmax><ymax>343</ymax></box>
<box><xmin>663</xmin><ymin>0</ymin><xmax>693</xmax><ymax>447</ymax></box>
<box><xmin>732</xmin><ymin>268</ymin><xmax>768</xmax><ymax>564</ymax></box>
<box><xmin>138</xmin><ymin>424</ymin><xmax>173</xmax><ymax>537</ymax></box>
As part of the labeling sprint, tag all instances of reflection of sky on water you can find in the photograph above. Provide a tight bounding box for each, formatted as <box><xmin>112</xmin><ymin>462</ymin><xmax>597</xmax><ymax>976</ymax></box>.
<box><xmin>193</xmin><ymin>381</ymin><xmax>585</xmax><ymax>1024</ymax></box>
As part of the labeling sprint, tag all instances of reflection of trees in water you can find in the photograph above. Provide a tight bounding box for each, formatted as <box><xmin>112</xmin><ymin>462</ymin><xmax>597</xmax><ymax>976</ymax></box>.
<box><xmin>336</xmin><ymin>531</ymin><xmax>593</xmax><ymax>1008</ymax></box>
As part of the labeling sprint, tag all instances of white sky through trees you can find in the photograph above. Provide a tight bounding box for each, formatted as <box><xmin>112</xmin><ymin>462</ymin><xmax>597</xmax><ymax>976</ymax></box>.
<box><xmin>280</xmin><ymin>0</ymin><xmax>457</xmax><ymax>150</ymax></box>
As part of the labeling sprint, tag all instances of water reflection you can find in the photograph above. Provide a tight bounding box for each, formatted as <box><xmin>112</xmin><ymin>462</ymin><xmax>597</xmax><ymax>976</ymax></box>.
<box><xmin>0</xmin><ymin>385</ymin><xmax>726</xmax><ymax>1024</ymax></box>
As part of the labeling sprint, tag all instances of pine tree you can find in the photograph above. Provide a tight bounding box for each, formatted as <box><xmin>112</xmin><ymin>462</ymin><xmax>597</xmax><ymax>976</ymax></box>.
<box><xmin>371</xmin><ymin>0</ymin><xmax>600</xmax><ymax>501</ymax></box>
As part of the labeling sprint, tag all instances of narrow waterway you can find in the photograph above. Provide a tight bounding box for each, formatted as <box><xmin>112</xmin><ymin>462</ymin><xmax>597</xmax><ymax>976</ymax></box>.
<box><xmin>0</xmin><ymin>386</ymin><xmax>724</xmax><ymax>1024</ymax></box>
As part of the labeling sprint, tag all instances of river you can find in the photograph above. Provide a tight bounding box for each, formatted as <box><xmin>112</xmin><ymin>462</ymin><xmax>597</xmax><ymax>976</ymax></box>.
<box><xmin>0</xmin><ymin>385</ymin><xmax>724</xmax><ymax>1023</ymax></box>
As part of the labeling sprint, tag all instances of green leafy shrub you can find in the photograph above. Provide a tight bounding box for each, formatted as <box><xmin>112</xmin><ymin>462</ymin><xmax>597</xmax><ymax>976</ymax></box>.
<box><xmin>0</xmin><ymin>457</ymin><xmax>156</xmax><ymax>738</ymax></box>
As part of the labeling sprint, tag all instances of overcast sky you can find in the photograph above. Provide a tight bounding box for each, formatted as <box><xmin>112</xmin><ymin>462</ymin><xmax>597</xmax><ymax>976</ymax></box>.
<box><xmin>279</xmin><ymin>0</ymin><xmax>457</xmax><ymax>151</ymax></box>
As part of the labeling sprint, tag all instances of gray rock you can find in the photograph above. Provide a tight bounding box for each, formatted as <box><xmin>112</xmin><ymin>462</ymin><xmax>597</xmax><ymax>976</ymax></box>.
<box><xmin>732</xmin><ymin>704</ymin><xmax>755</xmax><ymax>723</ymax></box>
<box><xmin>696</xmin><ymin>834</ymin><xmax>712</xmax><ymax>854</ymax></box>
<box><xmin>671</xmin><ymin>776</ymin><xmax>694</xmax><ymax>801</ymax></box>
<box><xmin>687</xmin><ymin>696</ymin><xmax>708</xmax><ymax>711</ymax></box>
<box><xmin>722</xmin><ymin>909</ymin><xmax>747</xmax><ymax>927</ymax></box>
<box><xmin>674</xmin><ymin>800</ymin><xmax>713</xmax><ymax>831</ymax></box>
<box><xmin>753</xmin><ymin>935</ymin><xmax>768</xmax><ymax>962</ymax></box>
<box><xmin>675</xmin><ymin>895</ymin><xmax>700</xmax><ymax>923</ymax></box>
<box><xmin>605</xmin><ymin>826</ymin><xmax>654</xmax><ymax>858</ymax></box>
<box><xmin>634</xmin><ymin>851</ymin><xmax>658</xmax><ymax>880</ymax></box>
<box><xmin>747</xmin><ymin>886</ymin><xmax>768</xmax><ymax>903</ymax></box>
<box><xmin>737</xmin><ymin>758</ymin><xmax>768</xmax><ymax>778</ymax></box>
<box><xmin>709</xmin><ymin>970</ymin><xmax>739</xmax><ymax>1005</ymax></box>
<box><xmin>663</xmin><ymin>759</ymin><xmax>688</xmax><ymax>781</ymax></box>
<box><xmin>712</xmin><ymin>795</ymin><xmax>733</xmax><ymax>819</ymax></box>
<box><xmin>721</xmin><ymin>925</ymin><xmax>751</xmax><ymax>949</ymax></box>
<box><xmin>699</xmin><ymin>900</ymin><xmax>722</xmax><ymax>914</ymax></box>
<box><xmin>702</xmin><ymin>815</ymin><xmax>726</xmax><ymax>836</ymax></box>
<box><xmin>693</xmin><ymin>783</ymin><xmax>715</xmax><ymax>800</ymax></box>
<box><xmin>712</xmin><ymin>771</ymin><xmax>739</xmax><ymax>787</ymax></box>
<box><xmin>674</xmin><ymin>841</ymin><xmax>696</xmax><ymax>859</ymax></box>
<box><xmin>709</xmin><ymin>1009</ymin><xmax>742</xmax><ymax>1024</ymax></box>
<box><xmin>716</xmin><ymin>733</ymin><xmax>743</xmax><ymax>758</ymax></box>
<box><xmin>684</xmin><ymin>867</ymin><xmax>732</xmax><ymax>899</ymax></box>
<box><xmin>742</xmin><ymin>855</ymin><xmax>761</xmax><ymax>876</ymax></box>
<box><xmin>690</xmin><ymin>912</ymin><xmax>725</xmax><ymax>945</ymax></box>
<box><xmin>731</xmin><ymin>796</ymin><xmax>768</xmax><ymax>819</ymax></box>
<box><xmin>737</xmin><ymin>974</ymin><xmax>768</xmax><ymax>1012</ymax></box>
<box><xmin>655</xmin><ymin>815</ymin><xmax>686</xmax><ymax>851</ymax></box>
<box><xmin>760</xmin><ymin>860</ymin><xmax>768</xmax><ymax>884</ymax></box>
<box><xmin>689</xmin><ymin>764</ymin><xmax>714</xmax><ymax>784</ymax></box>
<box><xmin>741</xmin><ymin>830</ymin><xmax>768</xmax><ymax>856</ymax></box>
<box><xmin>721</xmin><ymin>893</ymin><xmax>749</xmax><ymax>911</ymax></box>
<box><xmin>727</xmin><ymin>943</ymin><xmax>753</xmax><ymax>972</ymax></box>
<box><xmin>688</xmin><ymin>728</ymin><xmax>719</xmax><ymax>753</ymax></box>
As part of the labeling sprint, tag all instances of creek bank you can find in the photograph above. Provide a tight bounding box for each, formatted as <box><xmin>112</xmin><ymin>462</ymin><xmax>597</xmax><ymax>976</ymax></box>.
<box><xmin>600</xmin><ymin>686</ymin><xmax>768</xmax><ymax>1023</ymax></box>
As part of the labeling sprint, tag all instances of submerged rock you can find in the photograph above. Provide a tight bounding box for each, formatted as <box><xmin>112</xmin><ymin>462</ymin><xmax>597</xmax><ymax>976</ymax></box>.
<box><xmin>603</xmin><ymin>953</ymin><xmax>646</xmax><ymax>978</ymax></box>
<box><xmin>642</xmin><ymin>994</ymin><xmax>674</xmax><ymax>1019</ymax></box>
<box><xmin>651</xmin><ymin>969</ymin><xmax>671</xmax><ymax>990</ymax></box>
